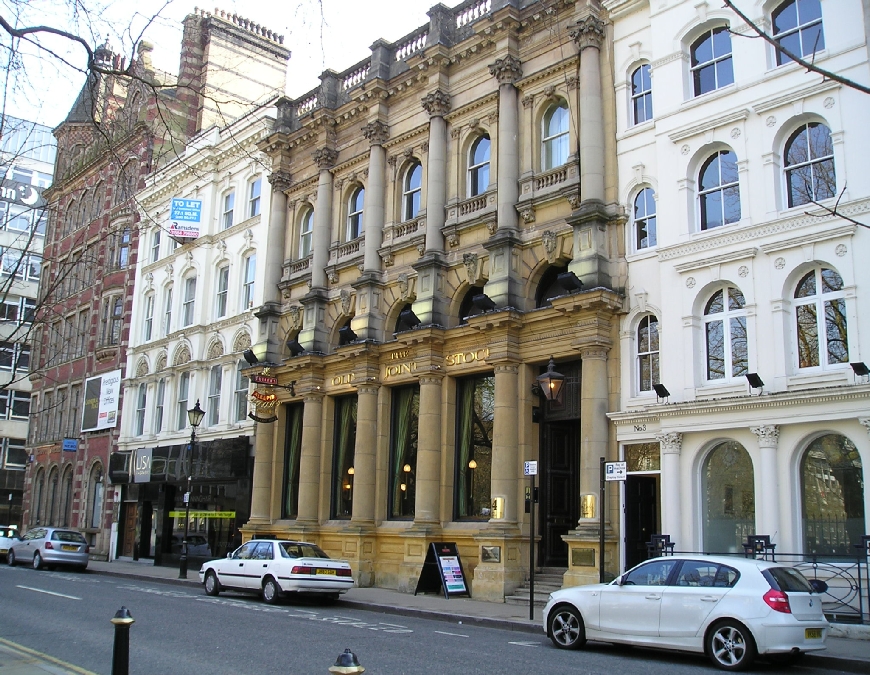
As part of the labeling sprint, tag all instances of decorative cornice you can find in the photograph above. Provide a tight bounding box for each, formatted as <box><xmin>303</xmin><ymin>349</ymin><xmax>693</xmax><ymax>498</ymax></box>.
<box><xmin>489</xmin><ymin>55</ymin><xmax>523</xmax><ymax>85</ymax></box>
<box><xmin>421</xmin><ymin>89</ymin><xmax>451</xmax><ymax>118</ymax></box>
<box><xmin>758</xmin><ymin>224</ymin><xmax>855</xmax><ymax>254</ymax></box>
<box><xmin>673</xmin><ymin>247</ymin><xmax>758</xmax><ymax>273</ymax></box>
<box><xmin>362</xmin><ymin>120</ymin><xmax>389</xmax><ymax>146</ymax></box>
<box><xmin>667</xmin><ymin>109</ymin><xmax>751</xmax><ymax>144</ymax></box>
<box><xmin>570</xmin><ymin>15</ymin><xmax>606</xmax><ymax>51</ymax></box>
<box><xmin>752</xmin><ymin>80</ymin><xmax>840</xmax><ymax>115</ymax></box>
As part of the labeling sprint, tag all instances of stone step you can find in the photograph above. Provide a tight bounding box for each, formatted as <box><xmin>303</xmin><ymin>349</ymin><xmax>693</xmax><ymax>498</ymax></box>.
<box><xmin>505</xmin><ymin>592</ymin><xmax>551</xmax><ymax>607</ymax></box>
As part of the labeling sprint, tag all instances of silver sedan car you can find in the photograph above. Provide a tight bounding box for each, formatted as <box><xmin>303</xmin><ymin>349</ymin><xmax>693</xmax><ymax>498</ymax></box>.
<box><xmin>7</xmin><ymin>527</ymin><xmax>90</xmax><ymax>570</ymax></box>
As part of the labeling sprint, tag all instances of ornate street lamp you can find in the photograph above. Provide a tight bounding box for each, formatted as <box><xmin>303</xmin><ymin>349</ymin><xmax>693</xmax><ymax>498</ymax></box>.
<box><xmin>535</xmin><ymin>356</ymin><xmax>565</xmax><ymax>402</ymax></box>
<box><xmin>179</xmin><ymin>400</ymin><xmax>205</xmax><ymax>579</ymax></box>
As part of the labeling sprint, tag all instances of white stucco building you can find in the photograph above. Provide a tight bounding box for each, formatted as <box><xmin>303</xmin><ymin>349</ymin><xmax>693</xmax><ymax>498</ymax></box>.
<box><xmin>605</xmin><ymin>0</ymin><xmax>869</xmax><ymax>577</ymax></box>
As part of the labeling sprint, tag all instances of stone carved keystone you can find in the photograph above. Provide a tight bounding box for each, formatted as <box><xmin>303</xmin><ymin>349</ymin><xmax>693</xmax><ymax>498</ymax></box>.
<box><xmin>362</xmin><ymin>120</ymin><xmax>389</xmax><ymax>146</ymax></box>
<box><xmin>570</xmin><ymin>15</ymin><xmax>606</xmax><ymax>51</ymax></box>
<box><xmin>488</xmin><ymin>55</ymin><xmax>523</xmax><ymax>85</ymax></box>
<box><xmin>421</xmin><ymin>89</ymin><xmax>451</xmax><ymax>117</ymax></box>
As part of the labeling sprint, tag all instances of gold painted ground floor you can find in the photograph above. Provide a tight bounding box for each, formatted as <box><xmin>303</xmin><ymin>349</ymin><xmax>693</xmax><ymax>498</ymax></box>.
<box><xmin>240</xmin><ymin>291</ymin><xmax>624</xmax><ymax>602</ymax></box>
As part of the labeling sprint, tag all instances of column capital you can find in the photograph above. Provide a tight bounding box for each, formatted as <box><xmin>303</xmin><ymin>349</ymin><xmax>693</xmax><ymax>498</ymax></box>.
<box><xmin>570</xmin><ymin>15</ymin><xmax>605</xmax><ymax>51</ymax></box>
<box><xmin>860</xmin><ymin>418</ymin><xmax>870</xmax><ymax>436</ymax></box>
<box><xmin>302</xmin><ymin>392</ymin><xmax>324</xmax><ymax>403</ymax></box>
<box><xmin>421</xmin><ymin>89</ymin><xmax>451</xmax><ymax>117</ymax></box>
<box><xmin>750</xmin><ymin>425</ymin><xmax>780</xmax><ymax>448</ymax></box>
<box><xmin>356</xmin><ymin>383</ymin><xmax>381</xmax><ymax>396</ymax></box>
<box><xmin>578</xmin><ymin>344</ymin><xmax>610</xmax><ymax>361</ymax></box>
<box><xmin>493</xmin><ymin>363</ymin><xmax>519</xmax><ymax>375</ymax></box>
<box><xmin>656</xmin><ymin>432</ymin><xmax>683</xmax><ymax>455</ymax></box>
<box><xmin>313</xmin><ymin>146</ymin><xmax>338</xmax><ymax>169</ymax></box>
<box><xmin>488</xmin><ymin>55</ymin><xmax>522</xmax><ymax>85</ymax></box>
<box><xmin>418</xmin><ymin>374</ymin><xmax>444</xmax><ymax>386</ymax></box>
<box><xmin>362</xmin><ymin>120</ymin><xmax>389</xmax><ymax>146</ymax></box>
<box><xmin>268</xmin><ymin>170</ymin><xmax>293</xmax><ymax>193</ymax></box>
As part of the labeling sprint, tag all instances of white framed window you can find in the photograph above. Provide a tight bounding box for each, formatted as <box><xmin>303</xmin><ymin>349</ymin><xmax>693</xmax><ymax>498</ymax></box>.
<box><xmin>703</xmin><ymin>286</ymin><xmax>748</xmax><ymax>381</ymax></box>
<box><xmin>163</xmin><ymin>286</ymin><xmax>173</xmax><ymax>336</ymax></box>
<box><xmin>0</xmin><ymin>296</ymin><xmax>35</xmax><ymax>323</ymax></box>
<box><xmin>151</xmin><ymin>230</ymin><xmax>161</xmax><ymax>263</ymax></box>
<box><xmin>402</xmin><ymin>162</ymin><xmax>422</xmax><ymax>221</ymax></box>
<box><xmin>794</xmin><ymin>267</ymin><xmax>848</xmax><ymax>370</ymax></box>
<box><xmin>208</xmin><ymin>365</ymin><xmax>222</xmax><ymax>426</ymax></box>
<box><xmin>542</xmin><ymin>102</ymin><xmax>569</xmax><ymax>170</ymax></box>
<box><xmin>154</xmin><ymin>378</ymin><xmax>165</xmax><ymax>433</ymax></box>
<box><xmin>346</xmin><ymin>187</ymin><xmax>364</xmax><ymax>240</ymax></box>
<box><xmin>234</xmin><ymin>364</ymin><xmax>250</xmax><ymax>422</ymax></box>
<box><xmin>143</xmin><ymin>294</ymin><xmax>154</xmax><ymax>341</ymax></box>
<box><xmin>248</xmin><ymin>177</ymin><xmax>261</xmax><ymax>218</ymax></box>
<box><xmin>698</xmin><ymin>150</ymin><xmax>741</xmax><ymax>230</ymax></box>
<box><xmin>0</xmin><ymin>390</ymin><xmax>30</xmax><ymax>420</ymax></box>
<box><xmin>176</xmin><ymin>372</ymin><xmax>190</xmax><ymax>430</ymax></box>
<box><xmin>637</xmin><ymin>315</ymin><xmax>659</xmax><ymax>393</ymax></box>
<box><xmin>2</xmin><ymin>437</ymin><xmax>27</xmax><ymax>469</ymax></box>
<box><xmin>0</xmin><ymin>341</ymin><xmax>29</xmax><ymax>372</ymax></box>
<box><xmin>468</xmin><ymin>135</ymin><xmax>490</xmax><ymax>197</ymax></box>
<box><xmin>631</xmin><ymin>64</ymin><xmax>653</xmax><ymax>125</ymax></box>
<box><xmin>181</xmin><ymin>275</ymin><xmax>196</xmax><ymax>327</ymax></box>
<box><xmin>222</xmin><ymin>191</ymin><xmax>235</xmax><ymax>230</ymax></box>
<box><xmin>135</xmin><ymin>383</ymin><xmax>147</xmax><ymax>436</ymax></box>
<box><xmin>241</xmin><ymin>254</ymin><xmax>256</xmax><ymax>309</ymax></box>
<box><xmin>299</xmin><ymin>209</ymin><xmax>313</xmax><ymax>258</ymax></box>
<box><xmin>690</xmin><ymin>27</ymin><xmax>733</xmax><ymax>96</ymax></box>
<box><xmin>773</xmin><ymin>0</ymin><xmax>824</xmax><ymax>65</ymax></box>
<box><xmin>633</xmin><ymin>188</ymin><xmax>656</xmax><ymax>250</ymax></box>
<box><xmin>784</xmin><ymin>122</ymin><xmax>835</xmax><ymax>207</ymax></box>
<box><xmin>215</xmin><ymin>266</ymin><xmax>229</xmax><ymax>318</ymax></box>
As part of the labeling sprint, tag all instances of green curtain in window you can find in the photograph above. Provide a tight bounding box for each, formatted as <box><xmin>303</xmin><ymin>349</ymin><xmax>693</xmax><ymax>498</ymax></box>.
<box><xmin>456</xmin><ymin>378</ymin><xmax>474</xmax><ymax>518</ymax></box>
<box><xmin>391</xmin><ymin>386</ymin><xmax>418</xmax><ymax>517</ymax></box>
<box><xmin>283</xmin><ymin>404</ymin><xmax>303</xmax><ymax>519</ymax></box>
<box><xmin>332</xmin><ymin>396</ymin><xmax>357</xmax><ymax>518</ymax></box>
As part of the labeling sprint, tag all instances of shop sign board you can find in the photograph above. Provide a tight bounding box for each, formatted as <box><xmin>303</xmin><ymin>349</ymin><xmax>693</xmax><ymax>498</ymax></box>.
<box><xmin>169</xmin><ymin>198</ymin><xmax>202</xmax><ymax>238</ymax></box>
<box><xmin>81</xmin><ymin>369</ymin><xmax>122</xmax><ymax>432</ymax></box>
<box><xmin>414</xmin><ymin>542</ymin><xmax>471</xmax><ymax>599</ymax></box>
<box><xmin>605</xmin><ymin>461</ymin><xmax>627</xmax><ymax>481</ymax></box>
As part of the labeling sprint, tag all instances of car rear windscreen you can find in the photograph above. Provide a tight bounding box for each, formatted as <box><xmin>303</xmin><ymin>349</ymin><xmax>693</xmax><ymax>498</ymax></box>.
<box><xmin>51</xmin><ymin>531</ymin><xmax>87</xmax><ymax>543</ymax></box>
<box><xmin>765</xmin><ymin>567</ymin><xmax>813</xmax><ymax>593</ymax></box>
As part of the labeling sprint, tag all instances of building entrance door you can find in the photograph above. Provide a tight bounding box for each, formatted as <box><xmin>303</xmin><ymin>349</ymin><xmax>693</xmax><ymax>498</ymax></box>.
<box><xmin>624</xmin><ymin>475</ymin><xmax>659</xmax><ymax>570</ymax></box>
<box><xmin>539</xmin><ymin>420</ymin><xmax>578</xmax><ymax>567</ymax></box>
<box><xmin>121</xmin><ymin>503</ymin><xmax>137</xmax><ymax>558</ymax></box>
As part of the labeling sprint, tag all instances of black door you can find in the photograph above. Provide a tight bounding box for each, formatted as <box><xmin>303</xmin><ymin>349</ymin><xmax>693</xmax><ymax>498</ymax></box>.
<box><xmin>624</xmin><ymin>475</ymin><xmax>658</xmax><ymax>570</ymax></box>
<box><xmin>539</xmin><ymin>421</ymin><xmax>578</xmax><ymax>567</ymax></box>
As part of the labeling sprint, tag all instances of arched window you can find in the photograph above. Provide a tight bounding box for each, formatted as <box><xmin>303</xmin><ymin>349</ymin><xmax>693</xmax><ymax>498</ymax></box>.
<box><xmin>32</xmin><ymin>468</ymin><xmax>45</xmax><ymax>525</ymax></box>
<box><xmin>699</xmin><ymin>150</ymin><xmax>740</xmax><ymax>230</ymax></box>
<box><xmin>402</xmin><ymin>162</ymin><xmax>422</xmax><ymax>220</ymax></box>
<box><xmin>60</xmin><ymin>466</ymin><xmax>73</xmax><ymax>526</ymax></box>
<box><xmin>801</xmin><ymin>434</ymin><xmax>864</xmax><ymax>556</ymax></box>
<box><xmin>87</xmin><ymin>463</ymin><xmax>104</xmax><ymax>529</ymax></box>
<box><xmin>773</xmin><ymin>0</ymin><xmax>824</xmax><ymax>65</ymax></box>
<box><xmin>794</xmin><ymin>267</ymin><xmax>848</xmax><ymax>369</ymax></box>
<box><xmin>691</xmin><ymin>27</ymin><xmax>734</xmax><ymax>96</ymax></box>
<box><xmin>114</xmin><ymin>164</ymin><xmax>135</xmax><ymax>205</ymax></box>
<box><xmin>704</xmin><ymin>287</ymin><xmax>748</xmax><ymax>381</ymax></box>
<box><xmin>47</xmin><ymin>467</ymin><xmax>59</xmax><ymax>526</ymax></box>
<box><xmin>542</xmin><ymin>102</ymin><xmax>569</xmax><ymax>170</ymax></box>
<box><xmin>703</xmin><ymin>441</ymin><xmax>755</xmax><ymax>553</ymax></box>
<box><xmin>135</xmin><ymin>383</ymin><xmax>147</xmax><ymax>435</ymax></box>
<box><xmin>181</xmin><ymin>274</ymin><xmax>196</xmax><ymax>327</ymax></box>
<box><xmin>784</xmin><ymin>122</ymin><xmax>834</xmax><ymax>207</ymax></box>
<box><xmin>535</xmin><ymin>265</ymin><xmax>569</xmax><ymax>308</ymax></box>
<box><xmin>346</xmin><ymin>187</ymin><xmax>364</xmax><ymax>240</ymax></box>
<box><xmin>637</xmin><ymin>315</ymin><xmax>659</xmax><ymax>393</ymax></box>
<box><xmin>468</xmin><ymin>135</ymin><xmax>490</xmax><ymax>197</ymax></box>
<box><xmin>298</xmin><ymin>208</ymin><xmax>313</xmax><ymax>258</ymax></box>
<box><xmin>633</xmin><ymin>188</ymin><xmax>656</xmax><ymax>250</ymax></box>
<box><xmin>458</xmin><ymin>285</ymin><xmax>485</xmax><ymax>323</ymax></box>
<box><xmin>631</xmin><ymin>64</ymin><xmax>653</xmax><ymax>125</ymax></box>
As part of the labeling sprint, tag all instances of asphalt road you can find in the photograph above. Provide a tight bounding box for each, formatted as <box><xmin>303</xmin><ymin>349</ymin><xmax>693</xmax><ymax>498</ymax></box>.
<box><xmin>0</xmin><ymin>564</ymin><xmax>848</xmax><ymax>675</ymax></box>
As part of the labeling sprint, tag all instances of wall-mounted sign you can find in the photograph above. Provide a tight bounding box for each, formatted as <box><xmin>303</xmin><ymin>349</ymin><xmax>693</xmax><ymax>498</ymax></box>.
<box><xmin>1</xmin><ymin>179</ymin><xmax>46</xmax><ymax>208</ymax></box>
<box><xmin>248</xmin><ymin>388</ymin><xmax>278</xmax><ymax>424</ymax></box>
<box><xmin>133</xmin><ymin>448</ymin><xmax>153</xmax><ymax>484</ymax></box>
<box><xmin>168</xmin><ymin>511</ymin><xmax>236</xmax><ymax>519</ymax></box>
<box><xmin>383</xmin><ymin>361</ymin><xmax>418</xmax><ymax>379</ymax></box>
<box><xmin>62</xmin><ymin>438</ymin><xmax>79</xmax><ymax>453</ymax></box>
<box><xmin>331</xmin><ymin>372</ymin><xmax>356</xmax><ymax>386</ymax></box>
<box><xmin>169</xmin><ymin>198</ymin><xmax>202</xmax><ymax>238</ymax></box>
<box><xmin>251</xmin><ymin>373</ymin><xmax>278</xmax><ymax>386</ymax></box>
<box><xmin>605</xmin><ymin>461</ymin><xmax>627</xmax><ymax>482</ymax></box>
<box><xmin>445</xmin><ymin>348</ymin><xmax>489</xmax><ymax>366</ymax></box>
<box><xmin>81</xmin><ymin>369</ymin><xmax>122</xmax><ymax>432</ymax></box>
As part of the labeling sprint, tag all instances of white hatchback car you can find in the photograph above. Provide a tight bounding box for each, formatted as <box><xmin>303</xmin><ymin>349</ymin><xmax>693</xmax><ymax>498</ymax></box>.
<box><xmin>543</xmin><ymin>555</ymin><xmax>828</xmax><ymax>671</ymax></box>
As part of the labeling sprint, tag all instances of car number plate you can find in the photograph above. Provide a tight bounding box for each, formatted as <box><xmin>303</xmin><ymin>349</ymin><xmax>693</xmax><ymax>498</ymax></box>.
<box><xmin>805</xmin><ymin>628</ymin><xmax>822</xmax><ymax>639</ymax></box>
<box><xmin>316</xmin><ymin>569</ymin><xmax>336</xmax><ymax>576</ymax></box>
<box><xmin>61</xmin><ymin>545</ymin><xmax>78</xmax><ymax>551</ymax></box>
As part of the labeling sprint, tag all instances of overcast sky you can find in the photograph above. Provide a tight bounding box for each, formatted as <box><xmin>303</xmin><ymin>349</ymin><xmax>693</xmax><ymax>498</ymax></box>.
<box><xmin>3</xmin><ymin>0</ymin><xmax>461</xmax><ymax>128</ymax></box>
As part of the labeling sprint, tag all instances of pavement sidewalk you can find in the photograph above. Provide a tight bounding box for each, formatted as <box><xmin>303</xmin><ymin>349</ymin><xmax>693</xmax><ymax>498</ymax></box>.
<box><xmin>3</xmin><ymin>557</ymin><xmax>869</xmax><ymax>674</ymax></box>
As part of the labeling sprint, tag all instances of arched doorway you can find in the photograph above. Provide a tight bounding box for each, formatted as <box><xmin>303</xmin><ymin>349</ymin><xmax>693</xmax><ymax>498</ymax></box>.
<box><xmin>702</xmin><ymin>441</ymin><xmax>755</xmax><ymax>553</ymax></box>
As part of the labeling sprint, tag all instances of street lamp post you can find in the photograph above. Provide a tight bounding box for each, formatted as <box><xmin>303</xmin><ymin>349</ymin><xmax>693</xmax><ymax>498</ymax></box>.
<box><xmin>179</xmin><ymin>400</ymin><xmax>205</xmax><ymax>579</ymax></box>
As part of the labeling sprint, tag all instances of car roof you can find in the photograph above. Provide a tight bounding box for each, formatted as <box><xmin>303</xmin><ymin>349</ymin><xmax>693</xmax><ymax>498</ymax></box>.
<box><xmin>646</xmin><ymin>554</ymin><xmax>782</xmax><ymax>572</ymax></box>
<box><xmin>247</xmin><ymin>539</ymin><xmax>319</xmax><ymax>546</ymax></box>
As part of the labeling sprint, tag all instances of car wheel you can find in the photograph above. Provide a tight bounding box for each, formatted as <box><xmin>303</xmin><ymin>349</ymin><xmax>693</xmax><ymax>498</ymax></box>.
<box><xmin>7</xmin><ymin>549</ymin><xmax>15</xmax><ymax>566</ymax></box>
<box><xmin>548</xmin><ymin>604</ymin><xmax>586</xmax><ymax>650</ymax></box>
<box><xmin>262</xmin><ymin>577</ymin><xmax>281</xmax><ymax>605</ymax></box>
<box><xmin>204</xmin><ymin>571</ymin><xmax>221</xmax><ymax>596</ymax></box>
<box><xmin>33</xmin><ymin>551</ymin><xmax>43</xmax><ymax>570</ymax></box>
<box><xmin>706</xmin><ymin>620</ymin><xmax>756</xmax><ymax>671</ymax></box>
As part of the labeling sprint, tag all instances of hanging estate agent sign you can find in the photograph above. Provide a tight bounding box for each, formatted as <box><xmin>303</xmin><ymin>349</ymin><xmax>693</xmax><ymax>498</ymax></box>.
<box><xmin>414</xmin><ymin>542</ymin><xmax>471</xmax><ymax>599</ymax></box>
<box><xmin>81</xmin><ymin>369</ymin><xmax>122</xmax><ymax>432</ymax></box>
<box><xmin>169</xmin><ymin>198</ymin><xmax>202</xmax><ymax>238</ymax></box>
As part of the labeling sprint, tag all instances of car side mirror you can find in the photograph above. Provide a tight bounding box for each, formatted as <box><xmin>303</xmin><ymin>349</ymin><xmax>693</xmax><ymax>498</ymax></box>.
<box><xmin>615</xmin><ymin>575</ymin><xmax>625</xmax><ymax>586</ymax></box>
<box><xmin>226</xmin><ymin>552</ymin><xmax>233</xmax><ymax>559</ymax></box>
<box><xmin>808</xmin><ymin>579</ymin><xmax>828</xmax><ymax>594</ymax></box>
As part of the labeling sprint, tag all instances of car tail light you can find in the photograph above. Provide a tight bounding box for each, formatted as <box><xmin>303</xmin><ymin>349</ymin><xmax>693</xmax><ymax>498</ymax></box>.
<box><xmin>337</xmin><ymin>568</ymin><xmax>352</xmax><ymax>577</ymax></box>
<box><xmin>764</xmin><ymin>588</ymin><xmax>792</xmax><ymax>613</ymax></box>
<box><xmin>45</xmin><ymin>541</ymin><xmax>54</xmax><ymax>550</ymax></box>
<box><xmin>292</xmin><ymin>565</ymin><xmax>314</xmax><ymax>575</ymax></box>
<box><xmin>84</xmin><ymin>545</ymin><xmax>90</xmax><ymax>554</ymax></box>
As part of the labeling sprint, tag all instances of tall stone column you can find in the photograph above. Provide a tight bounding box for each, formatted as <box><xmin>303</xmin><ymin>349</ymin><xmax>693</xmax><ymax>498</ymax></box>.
<box><xmin>579</xmin><ymin>346</ymin><xmax>609</xmax><ymax>521</ymax></box>
<box><xmin>296</xmin><ymin>393</ymin><xmax>324</xmax><ymax>524</ymax></box>
<box><xmin>751</xmin><ymin>425</ymin><xmax>780</xmax><ymax>540</ymax></box>
<box><xmin>350</xmin><ymin>385</ymin><xmax>379</xmax><ymax>525</ymax></box>
<box><xmin>265</xmin><ymin>171</ymin><xmax>291</xmax><ymax>301</ymax></box>
<box><xmin>570</xmin><ymin>13</ymin><xmax>605</xmax><ymax>203</ymax></box>
<box><xmin>311</xmin><ymin>148</ymin><xmax>336</xmax><ymax>289</ymax></box>
<box><xmin>414</xmin><ymin>374</ymin><xmax>443</xmax><ymax>524</ymax></box>
<box><xmin>491</xmin><ymin>363</ymin><xmax>519</xmax><ymax>524</ymax></box>
<box><xmin>483</xmin><ymin>55</ymin><xmax>523</xmax><ymax>309</ymax></box>
<box><xmin>361</xmin><ymin>121</ymin><xmax>388</xmax><ymax>272</ymax></box>
<box><xmin>249</xmin><ymin>418</ymin><xmax>275</xmax><ymax>523</ymax></box>
<box><xmin>656</xmin><ymin>432</ymin><xmax>683</xmax><ymax>543</ymax></box>
<box><xmin>421</xmin><ymin>91</ymin><xmax>450</xmax><ymax>252</ymax></box>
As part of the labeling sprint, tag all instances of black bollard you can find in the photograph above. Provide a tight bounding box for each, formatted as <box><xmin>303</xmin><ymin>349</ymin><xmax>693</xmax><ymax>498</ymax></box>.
<box><xmin>110</xmin><ymin>606</ymin><xmax>135</xmax><ymax>675</ymax></box>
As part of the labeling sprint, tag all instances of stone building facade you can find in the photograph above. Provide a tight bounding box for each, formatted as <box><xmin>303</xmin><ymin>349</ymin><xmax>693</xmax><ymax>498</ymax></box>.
<box><xmin>248</xmin><ymin>0</ymin><xmax>624</xmax><ymax>602</ymax></box>
<box><xmin>605</xmin><ymin>0</ymin><xmax>869</xmax><ymax>588</ymax></box>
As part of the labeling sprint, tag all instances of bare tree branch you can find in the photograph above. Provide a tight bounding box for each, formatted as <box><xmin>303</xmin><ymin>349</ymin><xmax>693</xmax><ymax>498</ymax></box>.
<box><xmin>804</xmin><ymin>185</ymin><xmax>870</xmax><ymax>229</ymax></box>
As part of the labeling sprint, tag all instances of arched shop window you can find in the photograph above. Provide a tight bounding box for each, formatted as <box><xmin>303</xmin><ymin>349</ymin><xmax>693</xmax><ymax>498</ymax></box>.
<box><xmin>702</xmin><ymin>441</ymin><xmax>755</xmax><ymax>553</ymax></box>
<box><xmin>801</xmin><ymin>434</ymin><xmax>864</xmax><ymax>557</ymax></box>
